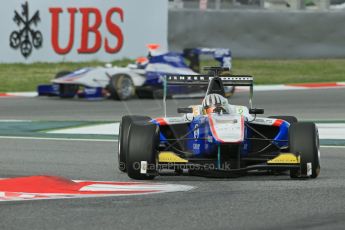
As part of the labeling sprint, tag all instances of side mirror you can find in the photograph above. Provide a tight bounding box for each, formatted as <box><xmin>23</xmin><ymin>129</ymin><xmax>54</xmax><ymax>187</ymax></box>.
<box><xmin>177</xmin><ymin>107</ymin><xmax>193</xmax><ymax>114</ymax></box>
<box><xmin>249</xmin><ymin>108</ymin><xmax>264</xmax><ymax>115</ymax></box>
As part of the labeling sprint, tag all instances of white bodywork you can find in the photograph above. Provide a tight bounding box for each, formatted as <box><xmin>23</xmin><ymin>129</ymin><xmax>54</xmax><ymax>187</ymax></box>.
<box><xmin>208</xmin><ymin>113</ymin><xmax>245</xmax><ymax>143</ymax></box>
<box><xmin>52</xmin><ymin>65</ymin><xmax>147</xmax><ymax>88</ymax></box>
<box><xmin>156</xmin><ymin>104</ymin><xmax>282</xmax><ymax>144</ymax></box>
<box><xmin>51</xmin><ymin>61</ymin><xmax>198</xmax><ymax>88</ymax></box>
<box><xmin>50</xmin><ymin>47</ymin><xmax>233</xmax><ymax>96</ymax></box>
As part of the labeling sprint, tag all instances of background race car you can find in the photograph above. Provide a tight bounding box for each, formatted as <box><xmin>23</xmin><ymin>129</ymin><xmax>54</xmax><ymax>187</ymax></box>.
<box><xmin>118</xmin><ymin>67</ymin><xmax>321</xmax><ymax>180</ymax></box>
<box><xmin>37</xmin><ymin>45</ymin><xmax>234</xmax><ymax>100</ymax></box>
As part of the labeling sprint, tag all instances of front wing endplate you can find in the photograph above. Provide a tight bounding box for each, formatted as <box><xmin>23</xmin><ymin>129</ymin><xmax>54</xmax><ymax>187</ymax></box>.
<box><xmin>158</xmin><ymin>152</ymin><xmax>188</xmax><ymax>163</ymax></box>
<box><xmin>267</xmin><ymin>153</ymin><xmax>300</xmax><ymax>164</ymax></box>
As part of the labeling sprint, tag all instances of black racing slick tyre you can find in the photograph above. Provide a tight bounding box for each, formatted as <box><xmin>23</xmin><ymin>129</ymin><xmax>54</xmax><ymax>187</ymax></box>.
<box><xmin>153</xmin><ymin>89</ymin><xmax>165</xmax><ymax>99</ymax></box>
<box><xmin>268</xmin><ymin>116</ymin><xmax>298</xmax><ymax>124</ymax></box>
<box><xmin>135</xmin><ymin>88</ymin><xmax>169</xmax><ymax>99</ymax></box>
<box><xmin>55</xmin><ymin>71</ymin><xmax>79</xmax><ymax>98</ymax></box>
<box><xmin>118</xmin><ymin>116</ymin><xmax>151</xmax><ymax>173</ymax></box>
<box><xmin>289</xmin><ymin>122</ymin><xmax>320</xmax><ymax>179</ymax></box>
<box><xmin>108</xmin><ymin>74</ymin><xmax>134</xmax><ymax>100</ymax></box>
<box><xmin>126</xmin><ymin>120</ymin><xmax>159</xmax><ymax>180</ymax></box>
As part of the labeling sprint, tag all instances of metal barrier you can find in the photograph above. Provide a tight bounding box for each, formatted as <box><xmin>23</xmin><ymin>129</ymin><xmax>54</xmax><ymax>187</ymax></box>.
<box><xmin>169</xmin><ymin>0</ymin><xmax>345</xmax><ymax>10</ymax></box>
<box><xmin>169</xmin><ymin>8</ymin><xmax>345</xmax><ymax>58</ymax></box>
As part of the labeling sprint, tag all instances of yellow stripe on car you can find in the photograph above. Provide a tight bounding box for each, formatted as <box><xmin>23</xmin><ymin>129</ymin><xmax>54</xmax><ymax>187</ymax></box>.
<box><xmin>267</xmin><ymin>153</ymin><xmax>300</xmax><ymax>164</ymax></box>
<box><xmin>158</xmin><ymin>151</ymin><xmax>188</xmax><ymax>163</ymax></box>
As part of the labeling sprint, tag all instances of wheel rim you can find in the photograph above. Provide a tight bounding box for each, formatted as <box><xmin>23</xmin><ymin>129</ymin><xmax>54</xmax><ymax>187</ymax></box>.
<box><xmin>119</xmin><ymin>77</ymin><xmax>133</xmax><ymax>99</ymax></box>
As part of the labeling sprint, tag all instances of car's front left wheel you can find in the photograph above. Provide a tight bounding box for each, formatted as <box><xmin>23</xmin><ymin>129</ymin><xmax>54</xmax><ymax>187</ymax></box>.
<box><xmin>118</xmin><ymin>115</ymin><xmax>151</xmax><ymax>173</ymax></box>
<box><xmin>55</xmin><ymin>71</ymin><xmax>79</xmax><ymax>98</ymax></box>
<box><xmin>126</xmin><ymin>119</ymin><xmax>159</xmax><ymax>180</ymax></box>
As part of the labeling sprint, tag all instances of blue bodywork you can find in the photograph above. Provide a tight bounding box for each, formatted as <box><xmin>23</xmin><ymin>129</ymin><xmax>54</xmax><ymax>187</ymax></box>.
<box><xmin>37</xmin><ymin>84</ymin><xmax>104</xmax><ymax>100</ymax></box>
<box><xmin>144</xmin><ymin>48</ymin><xmax>232</xmax><ymax>88</ymax></box>
<box><xmin>152</xmin><ymin>116</ymin><xmax>289</xmax><ymax>158</ymax></box>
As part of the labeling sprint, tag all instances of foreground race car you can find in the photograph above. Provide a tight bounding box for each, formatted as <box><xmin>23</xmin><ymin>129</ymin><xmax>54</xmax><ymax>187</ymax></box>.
<box><xmin>37</xmin><ymin>45</ymin><xmax>234</xmax><ymax>100</ymax></box>
<box><xmin>118</xmin><ymin>67</ymin><xmax>321</xmax><ymax>180</ymax></box>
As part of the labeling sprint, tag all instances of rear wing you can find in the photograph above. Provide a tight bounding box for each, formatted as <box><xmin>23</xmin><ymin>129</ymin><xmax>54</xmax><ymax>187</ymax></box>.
<box><xmin>162</xmin><ymin>72</ymin><xmax>254</xmax><ymax>117</ymax></box>
<box><xmin>166</xmin><ymin>75</ymin><xmax>253</xmax><ymax>86</ymax></box>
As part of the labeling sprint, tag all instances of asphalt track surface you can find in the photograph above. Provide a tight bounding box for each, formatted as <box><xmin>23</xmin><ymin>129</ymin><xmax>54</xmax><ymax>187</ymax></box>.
<box><xmin>1</xmin><ymin>88</ymin><xmax>345</xmax><ymax>230</ymax></box>
<box><xmin>0</xmin><ymin>88</ymin><xmax>344</xmax><ymax>121</ymax></box>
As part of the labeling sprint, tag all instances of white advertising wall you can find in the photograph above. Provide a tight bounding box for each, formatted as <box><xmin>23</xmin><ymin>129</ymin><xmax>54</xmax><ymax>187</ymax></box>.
<box><xmin>1</xmin><ymin>0</ymin><xmax>168</xmax><ymax>63</ymax></box>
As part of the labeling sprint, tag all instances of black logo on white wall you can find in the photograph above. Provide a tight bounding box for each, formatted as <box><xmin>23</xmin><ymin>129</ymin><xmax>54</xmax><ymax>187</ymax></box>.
<box><xmin>9</xmin><ymin>1</ymin><xmax>43</xmax><ymax>58</ymax></box>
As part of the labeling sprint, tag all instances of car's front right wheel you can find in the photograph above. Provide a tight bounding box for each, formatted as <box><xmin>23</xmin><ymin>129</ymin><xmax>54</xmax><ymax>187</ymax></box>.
<box><xmin>289</xmin><ymin>122</ymin><xmax>320</xmax><ymax>179</ymax></box>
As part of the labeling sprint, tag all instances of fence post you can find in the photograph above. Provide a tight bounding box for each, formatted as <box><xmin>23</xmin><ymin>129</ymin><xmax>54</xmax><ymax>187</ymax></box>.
<box><xmin>215</xmin><ymin>0</ymin><xmax>221</xmax><ymax>10</ymax></box>
<box><xmin>292</xmin><ymin>0</ymin><xmax>304</xmax><ymax>10</ymax></box>
<box><xmin>259</xmin><ymin>0</ymin><xmax>265</xmax><ymax>8</ymax></box>
<box><xmin>172</xmin><ymin>0</ymin><xmax>184</xmax><ymax>9</ymax></box>
<box><xmin>319</xmin><ymin>0</ymin><xmax>330</xmax><ymax>10</ymax></box>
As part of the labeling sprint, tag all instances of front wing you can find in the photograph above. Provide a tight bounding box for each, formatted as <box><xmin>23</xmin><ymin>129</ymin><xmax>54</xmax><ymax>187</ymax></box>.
<box><xmin>154</xmin><ymin>152</ymin><xmax>301</xmax><ymax>178</ymax></box>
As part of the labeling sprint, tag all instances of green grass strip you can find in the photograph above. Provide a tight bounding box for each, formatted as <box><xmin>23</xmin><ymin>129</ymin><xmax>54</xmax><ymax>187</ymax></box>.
<box><xmin>1</xmin><ymin>59</ymin><xmax>345</xmax><ymax>92</ymax></box>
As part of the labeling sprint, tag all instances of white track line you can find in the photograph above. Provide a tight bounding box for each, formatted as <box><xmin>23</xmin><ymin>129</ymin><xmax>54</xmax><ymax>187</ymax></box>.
<box><xmin>0</xmin><ymin>136</ymin><xmax>116</xmax><ymax>142</ymax></box>
<box><xmin>317</xmin><ymin>123</ymin><xmax>345</xmax><ymax>140</ymax></box>
<box><xmin>0</xmin><ymin>120</ymin><xmax>32</xmax><ymax>122</ymax></box>
<box><xmin>320</xmin><ymin>145</ymin><xmax>345</xmax><ymax>149</ymax></box>
<box><xmin>48</xmin><ymin>123</ymin><xmax>119</xmax><ymax>135</ymax></box>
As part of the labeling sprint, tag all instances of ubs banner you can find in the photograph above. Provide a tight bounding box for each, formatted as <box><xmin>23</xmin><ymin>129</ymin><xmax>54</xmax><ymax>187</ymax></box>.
<box><xmin>1</xmin><ymin>0</ymin><xmax>168</xmax><ymax>63</ymax></box>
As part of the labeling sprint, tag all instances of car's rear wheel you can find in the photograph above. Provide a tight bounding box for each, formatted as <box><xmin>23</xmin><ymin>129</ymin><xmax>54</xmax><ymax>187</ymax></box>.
<box><xmin>108</xmin><ymin>74</ymin><xmax>134</xmax><ymax>100</ymax></box>
<box><xmin>289</xmin><ymin>122</ymin><xmax>320</xmax><ymax>179</ymax></box>
<box><xmin>126</xmin><ymin>120</ymin><xmax>159</xmax><ymax>180</ymax></box>
<box><xmin>55</xmin><ymin>71</ymin><xmax>79</xmax><ymax>98</ymax></box>
<box><xmin>118</xmin><ymin>116</ymin><xmax>151</xmax><ymax>173</ymax></box>
<box><xmin>136</xmin><ymin>88</ymin><xmax>169</xmax><ymax>99</ymax></box>
<box><xmin>153</xmin><ymin>89</ymin><xmax>165</xmax><ymax>99</ymax></box>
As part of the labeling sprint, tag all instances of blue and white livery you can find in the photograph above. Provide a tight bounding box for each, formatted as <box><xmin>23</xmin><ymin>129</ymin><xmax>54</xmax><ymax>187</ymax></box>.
<box><xmin>37</xmin><ymin>45</ymin><xmax>234</xmax><ymax>100</ymax></box>
<box><xmin>118</xmin><ymin>69</ymin><xmax>321</xmax><ymax>180</ymax></box>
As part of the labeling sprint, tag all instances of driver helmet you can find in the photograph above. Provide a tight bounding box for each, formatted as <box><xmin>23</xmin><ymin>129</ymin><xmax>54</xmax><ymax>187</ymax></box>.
<box><xmin>135</xmin><ymin>57</ymin><xmax>149</xmax><ymax>69</ymax></box>
<box><xmin>202</xmin><ymin>93</ymin><xmax>229</xmax><ymax>114</ymax></box>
